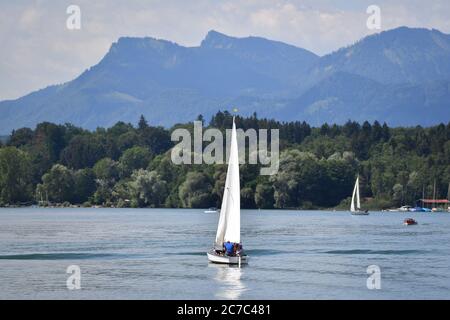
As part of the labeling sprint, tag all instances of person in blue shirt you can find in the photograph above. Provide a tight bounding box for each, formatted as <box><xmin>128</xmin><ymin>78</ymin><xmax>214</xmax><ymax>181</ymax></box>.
<box><xmin>224</xmin><ymin>241</ymin><xmax>234</xmax><ymax>256</ymax></box>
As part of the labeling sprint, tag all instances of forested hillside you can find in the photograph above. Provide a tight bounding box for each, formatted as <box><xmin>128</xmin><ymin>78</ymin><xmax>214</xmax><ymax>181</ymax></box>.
<box><xmin>0</xmin><ymin>112</ymin><xmax>449</xmax><ymax>209</ymax></box>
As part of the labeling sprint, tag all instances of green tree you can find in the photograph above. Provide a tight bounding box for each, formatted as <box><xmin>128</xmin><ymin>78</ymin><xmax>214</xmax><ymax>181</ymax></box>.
<box><xmin>117</xmin><ymin>131</ymin><xmax>139</xmax><ymax>153</ymax></box>
<box><xmin>254</xmin><ymin>183</ymin><xmax>274</xmax><ymax>209</ymax></box>
<box><xmin>271</xmin><ymin>150</ymin><xmax>320</xmax><ymax>208</ymax></box>
<box><xmin>92</xmin><ymin>158</ymin><xmax>120</xmax><ymax>205</ymax></box>
<box><xmin>179</xmin><ymin>172</ymin><xmax>213</xmax><ymax>208</ymax></box>
<box><xmin>93</xmin><ymin>158</ymin><xmax>119</xmax><ymax>181</ymax></box>
<box><xmin>8</xmin><ymin>128</ymin><xmax>33</xmax><ymax>147</ymax></box>
<box><xmin>60</xmin><ymin>135</ymin><xmax>106</xmax><ymax>169</ymax></box>
<box><xmin>392</xmin><ymin>183</ymin><xmax>404</xmax><ymax>206</ymax></box>
<box><xmin>139</xmin><ymin>128</ymin><xmax>172</xmax><ymax>155</ymax></box>
<box><xmin>129</xmin><ymin>169</ymin><xmax>168</xmax><ymax>207</ymax></box>
<box><xmin>138</xmin><ymin>115</ymin><xmax>149</xmax><ymax>131</ymax></box>
<box><xmin>212</xmin><ymin>166</ymin><xmax>227</xmax><ymax>206</ymax></box>
<box><xmin>119</xmin><ymin>146</ymin><xmax>153</xmax><ymax>178</ymax></box>
<box><xmin>33</xmin><ymin>122</ymin><xmax>66</xmax><ymax>163</ymax></box>
<box><xmin>28</xmin><ymin>123</ymin><xmax>67</xmax><ymax>183</ymax></box>
<box><xmin>241</xmin><ymin>187</ymin><xmax>255</xmax><ymax>209</ymax></box>
<box><xmin>39</xmin><ymin>164</ymin><xmax>75</xmax><ymax>203</ymax></box>
<box><xmin>72</xmin><ymin>168</ymin><xmax>96</xmax><ymax>204</ymax></box>
<box><xmin>0</xmin><ymin>147</ymin><xmax>33</xmax><ymax>204</ymax></box>
<box><xmin>323</xmin><ymin>159</ymin><xmax>356</xmax><ymax>206</ymax></box>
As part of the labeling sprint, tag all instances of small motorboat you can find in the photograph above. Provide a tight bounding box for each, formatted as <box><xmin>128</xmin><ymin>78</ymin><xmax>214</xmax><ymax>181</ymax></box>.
<box><xmin>204</xmin><ymin>207</ymin><xmax>218</xmax><ymax>213</ymax></box>
<box><xmin>404</xmin><ymin>218</ymin><xmax>418</xmax><ymax>226</ymax></box>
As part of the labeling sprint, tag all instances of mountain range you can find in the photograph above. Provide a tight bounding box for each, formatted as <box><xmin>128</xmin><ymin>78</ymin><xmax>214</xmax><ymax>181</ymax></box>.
<box><xmin>1</xmin><ymin>26</ymin><xmax>450</xmax><ymax>134</ymax></box>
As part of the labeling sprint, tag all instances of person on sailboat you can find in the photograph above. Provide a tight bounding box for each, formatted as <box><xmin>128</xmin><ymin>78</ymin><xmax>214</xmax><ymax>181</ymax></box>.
<box><xmin>215</xmin><ymin>246</ymin><xmax>225</xmax><ymax>256</ymax></box>
<box><xmin>235</xmin><ymin>243</ymin><xmax>243</xmax><ymax>255</ymax></box>
<box><xmin>224</xmin><ymin>241</ymin><xmax>235</xmax><ymax>256</ymax></box>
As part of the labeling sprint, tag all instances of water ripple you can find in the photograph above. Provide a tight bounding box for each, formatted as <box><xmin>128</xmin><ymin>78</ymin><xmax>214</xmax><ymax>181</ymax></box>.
<box><xmin>323</xmin><ymin>249</ymin><xmax>427</xmax><ymax>255</ymax></box>
<box><xmin>0</xmin><ymin>253</ymin><xmax>118</xmax><ymax>260</ymax></box>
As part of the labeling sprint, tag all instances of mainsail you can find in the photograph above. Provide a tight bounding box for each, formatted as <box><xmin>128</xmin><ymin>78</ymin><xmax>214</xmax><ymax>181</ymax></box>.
<box><xmin>350</xmin><ymin>176</ymin><xmax>360</xmax><ymax>212</ymax></box>
<box><xmin>215</xmin><ymin>118</ymin><xmax>240</xmax><ymax>247</ymax></box>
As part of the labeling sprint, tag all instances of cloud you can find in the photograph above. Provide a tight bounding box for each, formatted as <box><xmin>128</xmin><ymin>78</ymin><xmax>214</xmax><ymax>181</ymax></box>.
<box><xmin>0</xmin><ymin>0</ymin><xmax>449</xmax><ymax>100</ymax></box>
<box><xmin>18</xmin><ymin>6</ymin><xmax>42</xmax><ymax>30</ymax></box>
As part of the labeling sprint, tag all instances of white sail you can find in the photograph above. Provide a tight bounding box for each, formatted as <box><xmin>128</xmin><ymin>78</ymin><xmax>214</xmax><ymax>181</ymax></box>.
<box><xmin>215</xmin><ymin>118</ymin><xmax>240</xmax><ymax>246</ymax></box>
<box><xmin>356</xmin><ymin>176</ymin><xmax>361</xmax><ymax>210</ymax></box>
<box><xmin>350</xmin><ymin>176</ymin><xmax>358</xmax><ymax>212</ymax></box>
<box><xmin>350</xmin><ymin>185</ymin><xmax>356</xmax><ymax>212</ymax></box>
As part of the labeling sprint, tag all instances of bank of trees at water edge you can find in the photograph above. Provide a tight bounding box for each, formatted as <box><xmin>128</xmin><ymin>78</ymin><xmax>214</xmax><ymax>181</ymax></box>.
<box><xmin>0</xmin><ymin>112</ymin><xmax>449</xmax><ymax>209</ymax></box>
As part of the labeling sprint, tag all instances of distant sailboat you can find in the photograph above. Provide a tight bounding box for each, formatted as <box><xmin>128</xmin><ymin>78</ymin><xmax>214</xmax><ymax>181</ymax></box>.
<box><xmin>207</xmin><ymin>117</ymin><xmax>248</xmax><ymax>265</ymax></box>
<box><xmin>350</xmin><ymin>176</ymin><xmax>369</xmax><ymax>215</ymax></box>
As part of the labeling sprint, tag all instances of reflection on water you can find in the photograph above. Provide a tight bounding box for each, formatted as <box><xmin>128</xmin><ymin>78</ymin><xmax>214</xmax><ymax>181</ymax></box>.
<box><xmin>210</xmin><ymin>264</ymin><xmax>247</xmax><ymax>299</ymax></box>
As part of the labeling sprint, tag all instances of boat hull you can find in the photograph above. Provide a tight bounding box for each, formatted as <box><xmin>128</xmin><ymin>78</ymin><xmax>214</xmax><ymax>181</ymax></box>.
<box><xmin>207</xmin><ymin>250</ymin><xmax>248</xmax><ymax>265</ymax></box>
<box><xmin>351</xmin><ymin>211</ymin><xmax>369</xmax><ymax>215</ymax></box>
<box><xmin>404</xmin><ymin>218</ymin><xmax>418</xmax><ymax>225</ymax></box>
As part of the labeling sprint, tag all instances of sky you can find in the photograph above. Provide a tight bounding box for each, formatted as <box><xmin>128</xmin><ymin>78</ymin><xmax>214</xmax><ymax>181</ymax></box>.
<box><xmin>1</xmin><ymin>0</ymin><xmax>450</xmax><ymax>101</ymax></box>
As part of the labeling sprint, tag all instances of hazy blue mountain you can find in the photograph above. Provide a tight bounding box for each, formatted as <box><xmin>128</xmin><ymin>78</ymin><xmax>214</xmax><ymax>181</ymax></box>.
<box><xmin>309</xmin><ymin>27</ymin><xmax>450</xmax><ymax>85</ymax></box>
<box><xmin>279</xmin><ymin>72</ymin><xmax>450</xmax><ymax>126</ymax></box>
<box><xmin>0</xmin><ymin>27</ymin><xmax>449</xmax><ymax>134</ymax></box>
<box><xmin>0</xmin><ymin>30</ymin><xmax>318</xmax><ymax>133</ymax></box>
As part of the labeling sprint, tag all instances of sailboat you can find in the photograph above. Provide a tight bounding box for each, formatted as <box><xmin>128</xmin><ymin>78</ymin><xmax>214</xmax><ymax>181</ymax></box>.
<box><xmin>207</xmin><ymin>117</ymin><xmax>248</xmax><ymax>265</ymax></box>
<box><xmin>350</xmin><ymin>176</ymin><xmax>369</xmax><ymax>215</ymax></box>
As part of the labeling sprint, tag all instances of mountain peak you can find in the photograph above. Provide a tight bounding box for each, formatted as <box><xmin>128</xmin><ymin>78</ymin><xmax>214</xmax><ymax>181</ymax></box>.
<box><xmin>112</xmin><ymin>36</ymin><xmax>178</xmax><ymax>51</ymax></box>
<box><xmin>361</xmin><ymin>26</ymin><xmax>449</xmax><ymax>46</ymax></box>
<box><xmin>201</xmin><ymin>30</ymin><xmax>236</xmax><ymax>48</ymax></box>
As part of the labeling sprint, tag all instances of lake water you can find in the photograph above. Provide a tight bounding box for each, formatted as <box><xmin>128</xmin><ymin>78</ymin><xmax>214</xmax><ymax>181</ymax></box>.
<box><xmin>0</xmin><ymin>208</ymin><xmax>449</xmax><ymax>300</ymax></box>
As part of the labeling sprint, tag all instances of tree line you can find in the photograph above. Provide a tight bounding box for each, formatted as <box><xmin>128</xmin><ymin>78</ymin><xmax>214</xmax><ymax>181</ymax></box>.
<box><xmin>0</xmin><ymin>111</ymin><xmax>449</xmax><ymax>209</ymax></box>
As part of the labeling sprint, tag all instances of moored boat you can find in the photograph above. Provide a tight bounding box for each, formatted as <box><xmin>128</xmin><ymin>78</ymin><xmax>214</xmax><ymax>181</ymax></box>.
<box><xmin>410</xmin><ymin>206</ymin><xmax>432</xmax><ymax>212</ymax></box>
<box><xmin>404</xmin><ymin>218</ymin><xmax>418</xmax><ymax>225</ymax></box>
<box><xmin>350</xmin><ymin>176</ymin><xmax>369</xmax><ymax>215</ymax></box>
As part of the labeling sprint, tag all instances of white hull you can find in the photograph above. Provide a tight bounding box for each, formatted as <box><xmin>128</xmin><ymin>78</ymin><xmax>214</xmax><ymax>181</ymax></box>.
<box><xmin>207</xmin><ymin>250</ymin><xmax>248</xmax><ymax>265</ymax></box>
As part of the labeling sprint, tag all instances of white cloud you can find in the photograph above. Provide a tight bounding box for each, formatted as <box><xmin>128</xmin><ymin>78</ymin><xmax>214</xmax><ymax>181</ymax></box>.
<box><xmin>18</xmin><ymin>7</ymin><xmax>42</xmax><ymax>30</ymax></box>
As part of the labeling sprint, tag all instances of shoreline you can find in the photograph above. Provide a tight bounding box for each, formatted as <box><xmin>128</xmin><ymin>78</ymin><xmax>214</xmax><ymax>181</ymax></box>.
<box><xmin>1</xmin><ymin>205</ymin><xmax>447</xmax><ymax>213</ymax></box>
